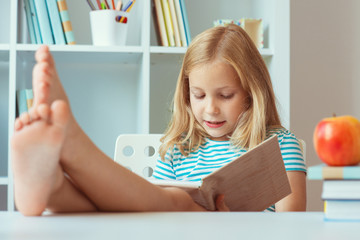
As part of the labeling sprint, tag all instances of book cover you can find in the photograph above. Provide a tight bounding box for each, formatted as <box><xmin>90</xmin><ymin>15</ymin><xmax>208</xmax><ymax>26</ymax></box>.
<box><xmin>23</xmin><ymin>0</ymin><xmax>36</xmax><ymax>44</ymax></box>
<box><xmin>29</xmin><ymin>0</ymin><xmax>42</xmax><ymax>44</ymax></box>
<box><xmin>34</xmin><ymin>0</ymin><xmax>55</xmax><ymax>45</ymax></box>
<box><xmin>174</xmin><ymin>0</ymin><xmax>187</xmax><ymax>47</ymax></box>
<box><xmin>25</xmin><ymin>89</ymin><xmax>34</xmax><ymax>110</ymax></box>
<box><xmin>308</xmin><ymin>164</ymin><xmax>360</xmax><ymax>180</ymax></box>
<box><xmin>56</xmin><ymin>0</ymin><xmax>76</xmax><ymax>45</ymax></box>
<box><xmin>151</xmin><ymin>135</ymin><xmax>291</xmax><ymax>211</ymax></box>
<box><xmin>16</xmin><ymin>89</ymin><xmax>28</xmax><ymax>116</ymax></box>
<box><xmin>322</xmin><ymin>180</ymin><xmax>360</xmax><ymax>200</ymax></box>
<box><xmin>153</xmin><ymin>0</ymin><xmax>169</xmax><ymax>46</ymax></box>
<box><xmin>179</xmin><ymin>0</ymin><xmax>191</xmax><ymax>45</ymax></box>
<box><xmin>46</xmin><ymin>0</ymin><xmax>66</xmax><ymax>45</ymax></box>
<box><xmin>168</xmin><ymin>0</ymin><xmax>181</xmax><ymax>47</ymax></box>
<box><xmin>161</xmin><ymin>0</ymin><xmax>175</xmax><ymax>47</ymax></box>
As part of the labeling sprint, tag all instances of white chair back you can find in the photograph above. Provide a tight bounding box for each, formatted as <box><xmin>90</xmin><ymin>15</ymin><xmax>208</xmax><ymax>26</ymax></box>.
<box><xmin>114</xmin><ymin>134</ymin><xmax>162</xmax><ymax>179</ymax></box>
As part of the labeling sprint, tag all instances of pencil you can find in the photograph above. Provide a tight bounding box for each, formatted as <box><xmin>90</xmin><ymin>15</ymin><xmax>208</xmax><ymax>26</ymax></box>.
<box><xmin>112</xmin><ymin>0</ymin><xmax>115</xmax><ymax>9</ymax></box>
<box><xmin>96</xmin><ymin>0</ymin><xmax>101</xmax><ymax>9</ymax></box>
<box><xmin>116</xmin><ymin>0</ymin><xmax>122</xmax><ymax>11</ymax></box>
<box><xmin>86</xmin><ymin>0</ymin><xmax>96</xmax><ymax>10</ymax></box>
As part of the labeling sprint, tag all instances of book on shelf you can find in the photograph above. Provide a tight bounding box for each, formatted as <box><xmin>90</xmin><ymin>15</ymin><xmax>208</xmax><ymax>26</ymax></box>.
<box><xmin>56</xmin><ymin>0</ymin><xmax>76</xmax><ymax>45</ymax></box>
<box><xmin>161</xmin><ymin>0</ymin><xmax>175</xmax><ymax>47</ymax></box>
<box><xmin>150</xmin><ymin>135</ymin><xmax>291</xmax><ymax>211</ymax></box>
<box><xmin>152</xmin><ymin>0</ymin><xmax>169</xmax><ymax>46</ymax></box>
<box><xmin>34</xmin><ymin>0</ymin><xmax>55</xmax><ymax>44</ymax></box>
<box><xmin>16</xmin><ymin>89</ymin><xmax>34</xmax><ymax>116</ymax></box>
<box><xmin>324</xmin><ymin>200</ymin><xmax>360</xmax><ymax>221</ymax></box>
<box><xmin>173</xmin><ymin>0</ymin><xmax>187</xmax><ymax>47</ymax></box>
<box><xmin>308</xmin><ymin>164</ymin><xmax>360</xmax><ymax>180</ymax></box>
<box><xmin>168</xmin><ymin>0</ymin><xmax>181</xmax><ymax>47</ymax></box>
<box><xmin>46</xmin><ymin>0</ymin><xmax>66</xmax><ymax>45</ymax></box>
<box><xmin>23</xmin><ymin>0</ymin><xmax>36</xmax><ymax>44</ymax></box>
<box><xmin>28</xmin><ymin>0</ymin><xmax>42</xmax><ymax>44</ymax></box>
<box><xmin>179</xmin><ymin>0</ymin><xmax>191</xmax><ymax>45</ymax></box>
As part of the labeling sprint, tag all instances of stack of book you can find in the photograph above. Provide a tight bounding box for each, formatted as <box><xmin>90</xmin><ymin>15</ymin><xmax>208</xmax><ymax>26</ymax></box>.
<box><xmin>23</xmin><ymin>0</ymin><xmax>75</xmax><ymax>45</ymax></box>
<box><xmin>308</xmin><ymin>164</ymin><xmax>360</xmax><ymax>221</ymax></box>
<box><xmin>152</xmin><ymin>0</ymin><xmax>191</xmax><ymax>47</ymax></box>
<box><xmin>16</xmin><ymin>89</ymin><xmax>34</xmax><ymax>116</ymax></box>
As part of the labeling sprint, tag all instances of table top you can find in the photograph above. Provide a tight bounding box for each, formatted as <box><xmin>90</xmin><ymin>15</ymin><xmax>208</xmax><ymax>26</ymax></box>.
<box><xmin>1</xmin><ymin>211</ymin><xmax>359</xmax><ymax>240</ymax></box>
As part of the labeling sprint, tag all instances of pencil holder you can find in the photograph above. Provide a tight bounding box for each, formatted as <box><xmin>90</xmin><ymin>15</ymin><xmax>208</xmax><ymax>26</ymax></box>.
<box><xmin>90</xmin><ymin>10</ymin><xmax>130</xmax><ymax>46</ymax></box>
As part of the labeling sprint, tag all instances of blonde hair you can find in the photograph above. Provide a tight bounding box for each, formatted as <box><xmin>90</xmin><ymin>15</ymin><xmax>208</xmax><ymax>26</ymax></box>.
<box><xmin>159</xmin><ymin>24</ymin><xmax>281</xmax><ymax>160</ymax></box>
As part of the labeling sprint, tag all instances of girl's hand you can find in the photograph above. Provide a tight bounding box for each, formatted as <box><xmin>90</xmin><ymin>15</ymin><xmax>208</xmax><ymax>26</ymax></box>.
<box><xmin>215</xmin><ymin>194</ymin><xmax>230</xmax><ymax>211</ymax></box>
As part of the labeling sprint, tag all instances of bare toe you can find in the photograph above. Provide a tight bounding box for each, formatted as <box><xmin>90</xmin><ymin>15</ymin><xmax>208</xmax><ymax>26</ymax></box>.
<box><xmin>19</xmin><ymin>112</ymin><xmax>31</xmax><ymax>125</ymax></box>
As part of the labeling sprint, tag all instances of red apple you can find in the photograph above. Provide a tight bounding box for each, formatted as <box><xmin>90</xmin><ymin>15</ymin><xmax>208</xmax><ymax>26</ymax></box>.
<box><xmin>313</xmin><ymin>115</ymin><xmax>360</xmax><ymax>166</ymax></box>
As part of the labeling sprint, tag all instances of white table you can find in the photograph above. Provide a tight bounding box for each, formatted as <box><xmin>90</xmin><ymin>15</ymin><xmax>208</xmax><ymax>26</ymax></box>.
<box><xmin>0</xmin><ymin>211</ymin><xmax>359</xmax><ymax>240</ymax></box>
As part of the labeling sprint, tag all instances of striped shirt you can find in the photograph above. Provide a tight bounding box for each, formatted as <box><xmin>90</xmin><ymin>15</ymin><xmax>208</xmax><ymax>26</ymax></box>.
<box><xmin>152</xmin><ymin>128</ymin><xmax>307</xmax><ymax>212</ymax></box>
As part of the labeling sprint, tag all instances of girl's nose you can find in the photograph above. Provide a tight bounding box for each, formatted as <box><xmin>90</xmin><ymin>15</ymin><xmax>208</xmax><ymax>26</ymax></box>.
<box><xmin>205</xmin><ymin>98</ymin><xmax>220</xmax><ymax>115</ymax></box>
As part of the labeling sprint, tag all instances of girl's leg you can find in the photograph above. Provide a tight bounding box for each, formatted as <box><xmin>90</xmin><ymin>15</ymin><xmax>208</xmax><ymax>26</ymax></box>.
<box><xmin>31</xmin><ymin>46</ymin><xmax>204</xmax><ymax>212</ymax></box>
<box><xmin>11</xmin><ymin>101</ymin><xmax>97</xmax><ymax>216</ymax></box>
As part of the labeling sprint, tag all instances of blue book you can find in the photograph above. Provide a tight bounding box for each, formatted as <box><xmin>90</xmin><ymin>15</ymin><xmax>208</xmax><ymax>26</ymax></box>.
<box><xmin>46</xmin><ymin>0</ymin><xmax>66</xmax><ymax>45</ymax></box>
<box><xmin>29</xmin><ymin>0</ymin><xmax>42</xmax><ymax>44</ymax></box>
<box><xmin>34</xmin><ymin>0</ymin><xmax>54</xmax><ymax>44</ymax></box>
<box><xmin>16</xmin><ymin>90</ymin><xmax>28</xmax><ymax>116</ymax></box>
<box><xmin>23</xmin><ymin>0</ymin><xmax>36</xmax><ymax>44</ymax></box>
<box><xmin>179</xmin><ymin>0</ymin><xmax>191</xmax><ymax>45</ymax></box>
<box><xmin>308</xmin><ymin>164</ymin><xmax>360</xmax><ymax>180</ymax></box>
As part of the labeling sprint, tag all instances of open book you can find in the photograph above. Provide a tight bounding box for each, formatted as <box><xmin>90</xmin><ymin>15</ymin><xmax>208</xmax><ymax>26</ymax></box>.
<box><xmin>150</xmin><ymin>135</ymin><xmax>291</xmax><ymax>211</ymax></box>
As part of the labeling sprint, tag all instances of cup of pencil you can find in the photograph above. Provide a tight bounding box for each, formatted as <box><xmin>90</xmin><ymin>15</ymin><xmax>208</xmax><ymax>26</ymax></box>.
<box><xmin>88</xmin><ymin>0</ymin><xmax>136</xmax><ymax>46</ymax></box>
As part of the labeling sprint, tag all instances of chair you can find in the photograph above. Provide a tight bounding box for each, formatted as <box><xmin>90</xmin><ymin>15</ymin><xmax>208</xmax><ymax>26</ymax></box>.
<box><xmin>114</xmin><ymin>134</ymin><xmax>163</xmax><ymax>179</ymax></box>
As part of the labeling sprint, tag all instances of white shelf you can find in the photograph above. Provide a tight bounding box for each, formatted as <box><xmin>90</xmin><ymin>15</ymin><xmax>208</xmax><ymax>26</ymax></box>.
<box><xmin>0</xmin><ymin>177</ymin><xmax>8</xmax><ymax>185</ymax></box>
<box><xmin>0</xmin><ymin>0</ymin><xmax>290</xmax><ymax>211</ymax></box>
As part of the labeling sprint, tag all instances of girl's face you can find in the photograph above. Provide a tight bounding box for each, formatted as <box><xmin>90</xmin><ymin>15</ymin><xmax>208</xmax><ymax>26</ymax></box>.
<box><xmin>189</xmin><ymin>61</ymin><xmax>247</xmax><ymax>141</ymax></box>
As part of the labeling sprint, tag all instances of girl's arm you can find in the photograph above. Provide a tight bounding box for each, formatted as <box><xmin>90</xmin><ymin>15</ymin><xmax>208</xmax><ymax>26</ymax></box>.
<box><xmin>275</xmin><ymin>171</ymin><xmax>307</xmax><ymax>211</ymax></box>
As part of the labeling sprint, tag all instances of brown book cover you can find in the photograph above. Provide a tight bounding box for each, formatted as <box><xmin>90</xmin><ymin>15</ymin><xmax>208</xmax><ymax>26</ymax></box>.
<box><xmin>150</xmin><ymin>135</ymin><xmax>291</xmax><ymax>211</ymax></box>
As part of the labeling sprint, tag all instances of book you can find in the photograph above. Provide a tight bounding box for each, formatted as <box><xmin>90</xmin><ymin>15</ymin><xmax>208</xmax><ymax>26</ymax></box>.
<box><xmin>29</xmin><ymin>0</ymin><xmax>42</xmax><ymax>44</ymax></box>
<box><xmin>16</xmin><ymin>89</ymin><xmax>28</xmax><ymax>116</ymax></box>
<box><xmin>23</xmin><ymin>0</ymin><xmax>36</xmax><ymax>44</ymax></box>
<box><xmin>56</xmin><ymin>0</ymin><xmax>76</xmax><ymax>45</ymax></box>
<box><xmin>179</xmin><ymin>0</ymin><xmax>191</xmax><ymax>45</ymax></box>
<box><xmin>308</xmin><ymin>164</ymin><xmax>360</xmax><ymax>180</ymax></box>
<box><xmin>34</xmin><ymin>0</ymin><xmax>55</xmax><ymax>44</ymax></box>
<box><xmin>324</xmin><ymin>200</ymin><xmax>360</xmax><ymax>221</ymax></box>
<box><xmin>16</xmin><ymin>89</ymin><xmax>33</xmax><ymax>116</ymax></box>
<box><xmin>152</xmin><ymin>0</ymin><xmax>169</xmax><ymax>46</ymax></box>
<box><xmin>46</xmin><ymin>0</ymin><xmax>66</xmax><ymax>45</ymax></box>
<box><xmin>168</xmin><ymin>0</ymin><xmax>181</xmax><ymax>47</ymax></box>
<box><xmin>322</xmin><ymin>180</ymin><xmax>360</xmax><ymax>200</ymax></box>
<box><xmin>173</xmin><ymin>0</ymin><xmax>187</xmax><ymax>47</ymax></box>
<box><xmin>161</xmin><ymin>0</ymin><xmax>175</xmax><ymax>47</ymax></box>
<box><xmin>150</xmin><ymin>135</ymin><xmax>291</xmax><ymax>211</ymax></box>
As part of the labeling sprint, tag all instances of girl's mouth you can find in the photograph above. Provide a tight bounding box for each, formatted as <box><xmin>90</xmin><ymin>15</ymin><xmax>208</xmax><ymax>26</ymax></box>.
<box><xmin>205</xmin><ymin>121</ymin><xmax>226</xmax><ymax>128</ymax></box>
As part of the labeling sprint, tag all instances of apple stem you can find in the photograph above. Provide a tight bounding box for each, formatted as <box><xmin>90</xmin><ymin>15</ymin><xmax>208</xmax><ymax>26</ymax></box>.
<box><xmin>333</xmin><ymin>113</ymin><xmax>336</xmax><ymax>117</ymax></box>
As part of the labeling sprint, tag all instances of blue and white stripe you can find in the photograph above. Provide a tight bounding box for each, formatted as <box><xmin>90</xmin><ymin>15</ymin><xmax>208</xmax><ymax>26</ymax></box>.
<box><xmin>153</xmin><ymin>128</ymin><xmax>307</xmax><ymax>211</ymax></box>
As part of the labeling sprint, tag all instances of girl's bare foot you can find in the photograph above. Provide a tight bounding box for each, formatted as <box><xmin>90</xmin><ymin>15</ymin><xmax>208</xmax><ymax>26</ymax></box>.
<box><xmin>11</xmin><ymin>100</ymin><xmax>70</xmax><ymax>216</ymax></box>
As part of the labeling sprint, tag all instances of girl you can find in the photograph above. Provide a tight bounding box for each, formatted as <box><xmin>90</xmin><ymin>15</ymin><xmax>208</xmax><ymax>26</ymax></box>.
<box><xmin>11</xmin><ymin>24</ymin><xmax>305</xmax><ymax>216</ymax></box>
<box><xmin>153</xmin><ymin>24</ymin><xmax>306</xmax><ymax>212</ymax></box>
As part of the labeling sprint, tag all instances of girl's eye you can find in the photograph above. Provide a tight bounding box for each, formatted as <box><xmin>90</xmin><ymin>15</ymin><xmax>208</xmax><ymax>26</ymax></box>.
<box><xmin>221</xmin><ymin>94</ymin><xmax>234</xmax><ymax>99</ymax></box>
<box><xmin>194</xmin><ymin>94</ymin><xmax>205</xmax><ymax>99</ymax></box>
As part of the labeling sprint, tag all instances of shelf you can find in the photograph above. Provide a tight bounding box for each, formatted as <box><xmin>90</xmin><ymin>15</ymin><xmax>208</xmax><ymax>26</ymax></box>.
<box><xmin>150</xmin><ymin>46</ymin><xmax>273</xmax><ymax>57</ymax></box>
<box><xmin>0</xmin><ymin>177</ymin><xmax>8</xmax><ymax>185</ymax></box>
<box><xmin>15</xmin><ymin>44</ymin><xmax>144</xmax><ymax>64</ymax></box>
<box><xmin>0</xmin><ymin>44</ymin><xmax>9</xmax><ymax>62</ymax></box>
<box><xmin>150</xmin><ymin>46</ymin><xmax>187</xmax><ymax>54</ymax></box>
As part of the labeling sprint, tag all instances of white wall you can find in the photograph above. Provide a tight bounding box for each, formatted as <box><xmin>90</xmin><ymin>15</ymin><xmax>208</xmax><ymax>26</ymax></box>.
<box><xmin>290</xmin><ymin>0</ymin><xmax>360</xmax><ymax>211</ymax></box>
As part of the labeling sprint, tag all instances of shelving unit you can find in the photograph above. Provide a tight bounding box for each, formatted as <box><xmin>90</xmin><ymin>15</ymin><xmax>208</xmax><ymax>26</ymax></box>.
<box><xmin>0</xmin><ymin>0</ymin><xmax>289</xmax><ymax>211</ymax></box>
